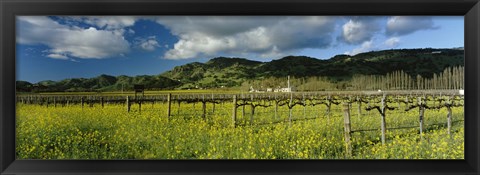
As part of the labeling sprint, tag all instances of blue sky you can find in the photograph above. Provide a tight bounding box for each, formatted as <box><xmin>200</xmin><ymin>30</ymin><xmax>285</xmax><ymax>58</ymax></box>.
<box><xmin>16</xmin><ymin>16</ymin><xmax>463</xmax><ymax>83</ymax></box>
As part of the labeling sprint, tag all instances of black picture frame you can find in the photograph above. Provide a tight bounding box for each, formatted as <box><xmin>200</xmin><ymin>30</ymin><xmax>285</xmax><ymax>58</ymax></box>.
<box><xmin>1</xmin><ymin>0</ymin><xmax>479</xmax><ymax>174</ymax></box>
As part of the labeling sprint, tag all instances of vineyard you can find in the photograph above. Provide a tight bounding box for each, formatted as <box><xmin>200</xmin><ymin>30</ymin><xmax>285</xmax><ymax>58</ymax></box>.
<box><xmin>16</xmin><ymin>90</ymin><xmax>464</xmax><ymax>159</ymax></box>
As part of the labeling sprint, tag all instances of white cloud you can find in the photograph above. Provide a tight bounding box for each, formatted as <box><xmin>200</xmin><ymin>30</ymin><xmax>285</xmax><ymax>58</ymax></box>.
<box><xmin>135</xmin><ymin>36</ymin><xmax>160</xmax><ymax>51</ymax></box>
<box><xmin>73</xmin><ymin>16</ymin><xmax>137</xmax><ymax>30</ymax></box>
<box><xmin>128</xmin><ymin>29</ymin><xmax>135</xmax><ymax>34</ymax></box>
<box><xmin>156</xmin><ymin>16</ymin><xmax>336</xmax><ymax>60</ymax></box>
<box><xmin>386</xmin><ymin>16</ymin><xmax>438</xmax><ymax>36</ymax></box>
<box><xmin>384</xmin><ymin>37</ymin><xmax>400</xmax><ymax>48</ymax></box>
<box><xmin>17</xmin><ymin>16</ymin><xmax>130</xmax><ymax>59</ymax></box>
<box><xmin>46</xmin><ymin>53</ymin><xmax>69</xmax><ymax>60</ymax></box>
<box><xmin>17</xmin><ymin>16</ymin><xmax>444</xmax><ymax>61</ymax></box>
<box><xmin>341</xmin><ymin>17</ymin><xmax>381</xmax><ymax>44</ymax></box>
<box><xmin>345</xmin><ymin>37</ymin><xmax>403</xmax><ymax>55</ymax></box>
<box><xmin>345</xmin><ymin>40</ymin><xmax>374</xmax><ymax>55</ymax></box>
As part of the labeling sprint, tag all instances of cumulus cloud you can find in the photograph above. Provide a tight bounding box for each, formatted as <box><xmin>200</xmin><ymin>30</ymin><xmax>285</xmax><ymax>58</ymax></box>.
<box><xmin>341</xmin><ymin>17</ymin><xmax>381</xmax><ymax>44</ymax></box>
<box><xmin>17</xmin><ymin>16</ymin><xmax>443</xmax><ymax>61</ymax></box>
<box><xmin>46</xmin><ymin>53</ymin><xmax>69</xmax><ymax>60</ymax></box>
<box><xmin>134</xmin><ymin>36</ymin><xmax>160</xmax><ymax>51</ymax></box>
<box><xmin>345</xmin><ymin>40</ymin><xmax>374</xmax><ymax>55</ymax></box>
<box><xmin>345</xmin><ymin>37</ymin><xmax>403</xmax><ymax>56</ymax></box>
<box><xmin>156</xmin><ymin>16</ymin><xmax>336</xmax><ymax>60</ymax></box>
<box><xmin>17</xmin><ymin>16</ymin><xmax>130</xmax><ymax>59</ymax></box>
<box><xmin>67</xmin><ymin>16</ymin><xmax>137</xmax><ymax>30</ymax></box>
<box><xmin>386</xmin><ymin>16</ymin><xmax>438</xmax><ymax>36</ymax></box>
<box><xmin>384</xmin><ymin>37</ymin><xmax>400</xmax><ymax>48</ymax></box>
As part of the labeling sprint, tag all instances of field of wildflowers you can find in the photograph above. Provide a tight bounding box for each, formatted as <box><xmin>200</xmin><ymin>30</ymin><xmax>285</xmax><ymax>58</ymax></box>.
<box><xmin>16</xmin><ymin>100</ymin><xmax>464</xmax><ymax>159</ymax></box>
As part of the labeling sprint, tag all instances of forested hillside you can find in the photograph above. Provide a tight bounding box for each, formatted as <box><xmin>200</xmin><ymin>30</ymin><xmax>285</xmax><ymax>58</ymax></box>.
<box><xmin>16</xmin><ymin>48</ymin><xmax>464</xmax><ymax>92</ymax></box>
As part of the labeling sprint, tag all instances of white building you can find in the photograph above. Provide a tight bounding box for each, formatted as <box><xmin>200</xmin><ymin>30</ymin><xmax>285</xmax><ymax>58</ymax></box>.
<box><xmin>273</xmin><ymin>87</ymin><xmax>295</xmax><ymax>92</ymax></box>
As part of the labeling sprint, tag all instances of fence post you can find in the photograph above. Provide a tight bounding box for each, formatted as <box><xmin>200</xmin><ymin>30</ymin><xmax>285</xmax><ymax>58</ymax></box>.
<box><xmin>242</xmin><ymin>102</ymin><xmax>245</xmax><ymax>118</ymax></box>
<box><xmin>289</xmin><ymin>92</ymin><xmax>293</xmax><ymax>127</ymax></box>
<box><xmin>274</xmin><ymin>95</ymin><xmax>278</xmax><ymax>119</ymax></box>
<box><xmin>212</xmin><ymin>94</ymin><xmax>215</xmax><ymax>113</ymax></box>
<box><xmin>250</xmin><ymin>94</ymin><xmax>254</xmax><ymax>125</ymax></box>
<box><xmin>303</xmin><ymin>93</ymin><xmax>306</xmax><ymax>119</ymax></box>
<box><xmin>275</xmin><ymin>100</ymin><xmax>278</xmax><ymax>120</ymax></box>
<box><xmin>126</xmin><ymin>96</ymin><xmax>130</xmax><ymax>112</ymax></box>
<box><xmin>89</xmin><ymin>96</ymin><xmax>93</xmax><ymax>107</ymax></box>
<box><xmin>343</xmin><ymin>103</ymin><xmax>352</xmax><ymax>158</ymax></box>
<box><xmin>397</xmin><ymin>95</ymin><xmax>401</xmax><ymax>109</ymax></box>
<box><xmin>81</xmin><ymin>97</ymin><xmax>85</xmax><ymax>108</ymax></box>
<box><xmin>326</xmin><ymin>95</ymin><xmax>331</xmax><ymax>120</ymax></box>
<box><xmin>101</xmin><ymin>97</ymin><xmax>104</xmax><ymax>108</ymax></box>
<box><xmin>167</xmin><ymin>93</ymin><xmax>172</xmax><ymax>120</ymax></box>
<box><xmin>177</xmin><ymin>101</ymin><xmax>181</xmax><ymax>116</ymax></box>
<box><xmin>418</xmin><ymin>97</ymin><xmax>425</xmax><ymax>139</ymax></box>
<box><xmin>446</xmin><ymin>96</ymin><xmax>452</xmax><ymax>136</ymax></box>
<box><xmin>139</xmin><ymin>98</ymin><xmax>142</xmax><ymax>114</ymax></box>
<box><xmin>357</xmin><ymin>96</ymin><xmax>362</xmax><ymax>117</ymax></box>
<box><xmin>404</xmin><ymin>96</ymin><xmax>409</xmax><ymax>112</ymax></box>
<box><xmin>380</xmin><ymin>94</ymin><xmax>387</xmax><ymax>145</ymax></box>
<box><xmin>232</xmin><ymin>95</ymin><xmax>237</xmax><ymax>128</ymax></box>
<box><xmin>202</xmin><ymin>101</ymin><xmax>207</xmax><ymax>120</ymax></box>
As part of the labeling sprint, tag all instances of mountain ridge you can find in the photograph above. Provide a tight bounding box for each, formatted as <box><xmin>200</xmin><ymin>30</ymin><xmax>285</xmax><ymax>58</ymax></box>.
<box><xmin>16</xmin><ymin>48</ymin><xmax>464</xmax><ymax>92</ymax></box>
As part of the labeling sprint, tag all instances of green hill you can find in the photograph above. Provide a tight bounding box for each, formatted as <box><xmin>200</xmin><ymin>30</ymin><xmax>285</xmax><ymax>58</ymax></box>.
<box><xmin>161</xmin><ymin>48</ymin><xmax>463</xmax><ymax>89</ymax></box>
<box><xmin>16</xmin><ymin>48</ymin><xmax>464</xmax><ymax>92</ymax></box>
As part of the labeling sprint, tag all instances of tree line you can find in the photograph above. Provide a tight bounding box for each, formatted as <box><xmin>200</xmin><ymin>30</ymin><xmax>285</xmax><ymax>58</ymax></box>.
<box><xmin>350</xmin><ymin>66</ymin><xmax>464</xmax><ymax>90</ymax></box>
<box><xmin>242</xmin><ymin>66</ymin><xmax>464</xmax><ymax>91</ymax></box>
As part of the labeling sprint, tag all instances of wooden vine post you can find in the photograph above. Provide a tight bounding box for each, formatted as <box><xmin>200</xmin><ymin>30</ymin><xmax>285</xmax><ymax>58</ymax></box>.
<box><xmin>126</xmin><ymin>96</ymin><xmax>131</xmax><ymax>112</ymax></box>
<box><xmin>212</xmin><ymin>94</ymin><xmax>215</xmax><ymax>113</ymax></box>
<box><xmin>232</xmin><ymin>95</ymin><xmax>237</xmax><ymax>128</ymax></box>
<box><xmin>138</xmin><ymin>98</ymin><xmax>142</xmax><ymax>114</ymax></box>
<box><xmin>250</xmin><ymin>94</ymin><xmax>255</xmax><ymax>125</ymax></box>
<box><xmin>357</xmin><ymin>96</ymin><xmax>362</xmax><ymax>117</ymax></box>
<box><xmin>289</xmin><ymin>92</ymin><xmax>293</xmax><ymax>127</ymax></box>
<box><xmin>101</xmin><ymin>97</ymin><xmax>104</xmax><ymax>108</ymax></box>
<box><xmin>343</xmin><ymin>102</ymin><xmax>352</xmax><ymax>158</ymax></box>
<box><xmin>177</xmin><ymin>100</ymin><xmax>181</xmax><ymax>116</ymax></box>
<box><xmin>81</xmin><ymin>96</ymin><xmax>85</xmax><ymax>108</ymax></box>
<box><xmin>418</xmin><ymin>96</ymin><xmax>425</xmax><ymax>139</ymax></box>
<box><xmin>446</xmin><ymin>96</ymin><xmax>452</xmax><ymax>136</ymax></box>
<box><xmin>326</xmin><ymin>95</ymin><xmax>332</xmax><ymax>117</ymax></box>
<box><xmin>167</xmin><ymin>93</ymin><xmax>172</xmax><ymax>120</ymax></box>
<box><xmin>242</xmin><ymin>94</ymin><xmax>246</xmax><ymax>118</ymax></box>
<box><xmin>303</xmin><ymin>93</ymin><xmax>306</xmax><ymax>119</ymax></box>
<box><xmin>404</xmin><ymin>96</ymin><xmax>409</xmax><ymax>112</ymax></box>
<box><xmin>274</xmin><ymin>99</ymin><xmax>278</xmax><ymax>120</ymax></box>
<box><xmin>89</xmin><ymin>96</ymin><xmax>93</xmax><ymax>107</ymax></box>
<box><xmin>380</xmin><ymin>94</ymin><xmax>387</xmax><ymax>145</ymax></box>
<box><xmin>202</xmin><ymin>95</ymin><xmax>207</xmax><ymax>120</ymax></box>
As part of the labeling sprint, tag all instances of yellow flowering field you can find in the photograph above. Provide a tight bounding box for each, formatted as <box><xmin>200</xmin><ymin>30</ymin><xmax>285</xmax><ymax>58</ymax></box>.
<box><xmin>16</xmin><ymin>101</ymin><xmax>464</xmax><ymax>159</ymax></box>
